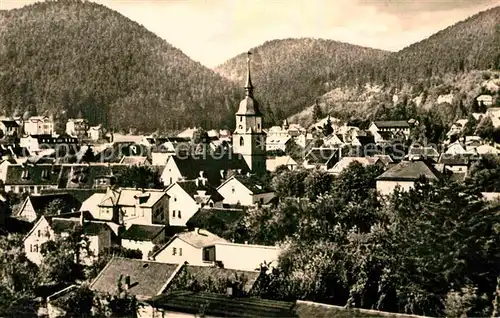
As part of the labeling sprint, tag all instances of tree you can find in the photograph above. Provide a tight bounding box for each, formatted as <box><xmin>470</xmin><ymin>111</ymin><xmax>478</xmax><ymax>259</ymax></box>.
<box><xmin>312</xmin><ymin>100</ymin><xmax>323</xmax><ymax>122</ymax></box>
<box><xmin>284</xmin><ymin>139</ymin><xmax>303</xmax><ymax>161</ymax></box>
<box><xmin>461</xmin><ymin>114</ymin><xmax>477</xmax><ymax>137</ymax></box>
<box><xmin>50</xmin><ymin>285</ymin><xmax>94</xmax><ymax>317</ymax></box>
<box><xmin>85</xmin><ymin>246</ymin><xmax>142</xmax><ymax>280</ymax></box>
<box><xmin>43</xmin><ymin>199</ymin><xmax>68</xmax><ymax>216</ymax></box>
<box><xmin>115</xmin><ymin>166</ymin><xmax>163</xmax><ymax>189</ymax></box>
<box><xmin>475</xmin><ymin>116</ymin><xmax>495</xmax><ymax>141</ymax></box>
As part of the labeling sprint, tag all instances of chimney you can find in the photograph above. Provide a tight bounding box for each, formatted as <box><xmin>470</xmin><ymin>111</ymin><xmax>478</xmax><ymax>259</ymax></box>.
<box><xmin>124</xmin><ymin>275</ymin><xmax>131</xmax><ymax>290</ymax></box>
<box><xmin>79</xmin><ymin>212</ymin><xmax>85</xmax><ymax>226</ymax></box>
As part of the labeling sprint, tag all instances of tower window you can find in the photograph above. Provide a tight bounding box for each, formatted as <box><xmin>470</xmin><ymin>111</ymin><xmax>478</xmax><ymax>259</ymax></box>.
<box><xmin>240</xmin><ymin>117</ymin><xmax>242</xmax><ymax>122</ymax></box>
<box><xmin>257</xmin><ymin>124</ymin><xmax>260</xmax><ymax>129</ymax></box>
<box><xmin>240</xmin><ymin>137</ymin><xmax>244</xmax><ymax>146</ymax></box>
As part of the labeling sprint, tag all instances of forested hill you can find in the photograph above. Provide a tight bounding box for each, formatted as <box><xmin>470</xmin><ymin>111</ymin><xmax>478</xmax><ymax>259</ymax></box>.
<box><xmin>214</xmin><ymin>38</ymin><xmax>389</xmax><ymax>125</ymax></box>
<box><xmin>0</xmin><ymin>0</ymin><xmax>241</xmax><ymax>133</ymax></box>
<box><xmin>216</xmin><ymin>6</ymin><xmax>500</xmax><ymax>123</ymax></box>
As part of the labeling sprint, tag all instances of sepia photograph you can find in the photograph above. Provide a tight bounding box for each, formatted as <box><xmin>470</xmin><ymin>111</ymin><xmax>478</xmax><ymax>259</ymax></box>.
<box><xmin>0</xmin><ymin>0</ymin><xmax>499</xmax><ymax>316</ymax></box>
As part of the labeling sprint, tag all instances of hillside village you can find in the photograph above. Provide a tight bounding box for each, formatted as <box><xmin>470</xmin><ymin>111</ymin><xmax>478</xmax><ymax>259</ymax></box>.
<box><xmin>0</xmin><ymin>1</ymin><xmax>500</xmax><ymax>318</ymax></box>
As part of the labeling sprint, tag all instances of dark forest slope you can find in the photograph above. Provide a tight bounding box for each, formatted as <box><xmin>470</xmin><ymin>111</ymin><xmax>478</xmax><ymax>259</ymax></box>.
<box><xmin>0</xmin><ymin>0</ymin><xmax>240</xmax><ymax>132</ymax></box>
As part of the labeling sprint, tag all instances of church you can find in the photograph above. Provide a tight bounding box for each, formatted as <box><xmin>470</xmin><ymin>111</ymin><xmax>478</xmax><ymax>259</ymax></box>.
<box><xmin>160</xmin><ymin>51</ymin><xmax>267</xmax><ymax>187</ymax></box>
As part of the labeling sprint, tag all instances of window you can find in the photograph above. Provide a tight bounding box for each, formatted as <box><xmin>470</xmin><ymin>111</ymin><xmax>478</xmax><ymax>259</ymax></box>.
<box><xmin>172</xmin><ymin>210</ymin><xmax>176</xmax><ymax>218</ymax></box>
<box><xmin>33</xmin><ymin>244</ymin><xmax>38</xmax><ymax>253</ymax></box>
<box><xmin>231</xmin><ymin>186</ymin><xmax>235</xmax><ymax>194</ymax></box>
<box><xmin>172</xmin><ymin>247</ymin><xmax>177</xmax><ymax>255</ymax></box>
<box><xmin>239</xmin><ymin>137</ymin><xmax>244</xmax><ymax>146</ymax></box>
<box><xmin>257</xmin><ymin>124</ymin><xmax>260</xmax><ymax>130</ymax></box>
<box><xmin>178</xmin><ymin>211</ymin><xmax>182</xmax><ymax>218</ymax></box>
<box><xmin>21</xmin><ymin>170</ymin><xmax>29</xmax><ymax>179</ymax></box>
<box><xmin>174</xmin><ymin>197</ymin><xmax>177</xmax><ymax>202</ymax></box>
<box><xmin>37</xmin><ymin>230</ymin><xmax>41</xmax><ymax>237</ymax></box>
<box><xmin>240</xmin><ymin>117</ymin><xmax>242</xmax><ymax>122</ymax></box>
<box><xmin>179</xmin><ymin>248</ymin><xmax>182</xmax><ymax>256</ymax></box>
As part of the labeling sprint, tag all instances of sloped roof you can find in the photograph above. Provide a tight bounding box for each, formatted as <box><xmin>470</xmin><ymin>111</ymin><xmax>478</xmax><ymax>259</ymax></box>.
<box><xmin>121</xmin><ymin>224</ymin><xmax>166</xmax><ymax>241</ymax></box>
<box><xmin>18</xmin><ymin>193</ymin><xmax>82</xmax><ymax>217</ymax></box>
<box><xmin>304</xmin><ymin>148</ymin><xmax>339</xmax><ymax>165</ymax></box>
<box><xmin>408</xmin><ymin>146</ymin><xmax>440</xmax><ymax>157</ymax></box>
<box><xmin>150</xmin><ymin>291</ymin><xmax>296</xmax><ymax>317</ymax></box>
<box><xmin>48</xmin><ymin>216</ymin><xmax>111</xmax><ymax>236</ymax></box>
<box><xmin>438</xmin><ymin>154</ymin><xmax>471</xmax><ymax>165</ymax></box>
<box><xmin>229</xmin><ymin>175</ymin><xmax>274</xmax><ymax>194</ymax></box>
<box><xmin>119</xmin><ymin>156</ymin><xmax>150</xmax><ymax>165</ymax></box>
<box><xmin>5</xmin><ymin>164</ymin><xmax>61</xmax><ymax>186</ymax></box>
<box><xmin>175</xmin><ymin>229</ymin><xmax>228</xmax><ymax>249</ymax></box>
<box><xmin>373</xmin><ymin>121</ymin><xmax>410</xmax><ymax>129</ymax></box>
<box><xmin>1</xmin><ymin>120</ymin><xmax>19</xmax><ymax>128</ymax></box>
<box><xmin>117</xmin><ymin>189</ymin><xmax>166</xmax><ymax>207</ymax></box>
<box><xmin>58</xmin><ymin>164</ymin><xmax>128</xmax><ymax>189</ymax></box>
<box><xmin>90</xmin><ymin>257</ymin><xmax>179</xmax><ymax>298</ymax></box>
<box><xmin>169</xmin><ymin>152</ymin><xmax>249</xmax><ymax>186</ymax></box>
<box><xmin>376</xmin><ymin>160</ymin><xmax>442</xmax><ymax>181</ymax></box>
<box><xmin>186</xmin><ymin>207</ymin><xmax>245</xmax><ymax>231</ymax></box>
<box><xmin>80</xmin><ymin>193</ymin><xmax>105</xmax><ymax>212</ymax></box>
<box><xmin>329</xmin><ymin>157</ymin><xmax>379</xmax><ymax>174</ymax></box>
<box><xmin>175</xmin><ymin>180</ymin><xmax>224</xmax><ymax>203</ymax></box>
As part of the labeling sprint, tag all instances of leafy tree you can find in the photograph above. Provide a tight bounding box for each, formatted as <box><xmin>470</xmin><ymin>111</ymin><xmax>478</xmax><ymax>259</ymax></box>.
<box><xmin>50</xmin><ymin>285</ymin><xmax>94</xmax><ymax>317</ymax></box>
<box><xmin>475</xmin><ymin>116</ymin><xmax>495</xmax><ymax>141</ymax></box>
<box><xmin>271</xmin><ymin>169</ymin><xmax>309</xmax><ymax>198</ymax></box>
<box><xmin>43</xmin><ymin>199</ymin><xmax>68</xmax><ymax>216</ymax></box>
<box><xmin>312</xmin><ymin>100</ymin><xmax>323</xmax><ymax>121</ymax></box>
<box><xmin>322</xmin><ymin>116</ymin><xmax>334</xmax><ymax>136</ymax></box>
<box><xmin>115</xmin><ymin>166</ymin><xmax>163</xmax><ymax>189</ymax></box>
<box><xmin>284</xmin><ymin>138</ymin><xmax>304</xmax><ymax>161</ymax></box>
<box><xmin>461</xmin><ymin>114</ymin><xmax>477</xmax><ymax>137</ymax></box>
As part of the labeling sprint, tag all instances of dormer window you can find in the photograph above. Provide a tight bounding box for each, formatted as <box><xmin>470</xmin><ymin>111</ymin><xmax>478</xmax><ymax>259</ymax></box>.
<box><xmin>21</xmin><ymin>169</ymin><xmax>30</xmax><ymax>180</ymax></box>
<box><xmin>41</xmin><ymin>169</ymin><xmax>49</xmax><ymax>180</ymax></box>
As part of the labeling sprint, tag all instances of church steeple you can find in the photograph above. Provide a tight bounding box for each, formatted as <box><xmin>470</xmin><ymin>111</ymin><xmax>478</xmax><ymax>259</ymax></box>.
<box><xmin>244</xmin><ymin>52</ymin><xmax>253</xmax><ymax>97</ymax></box>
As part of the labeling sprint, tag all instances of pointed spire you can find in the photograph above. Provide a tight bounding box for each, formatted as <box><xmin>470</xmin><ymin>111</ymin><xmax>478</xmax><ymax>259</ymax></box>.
<box><xmin>244</xmin><ymin>51</ymin><xmax>253</xmax><ymax>97</ymax></box>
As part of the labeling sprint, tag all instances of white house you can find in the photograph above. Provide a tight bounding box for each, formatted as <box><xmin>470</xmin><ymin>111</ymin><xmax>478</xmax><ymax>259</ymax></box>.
<box><xmin>88</xmin><ymin>125</ymin><xmax>103</xmax><ymax>141</ymax></box>
<box><xmin>376</xmin><ymin>160</ymin><xmax>442</xmax><ymax>196</ymax></box>
<box><xmin>23</xmin><ymin>212</ymin><xmax>114</xmax><ymax>265</ymax></box>
<box><xmin>266</xmin><ymin>155</ymin><xmax>298</xmax><ymax>172</ymax></box>
<box><xmin>121</xmin><ymin>224</ymin><xmax>166</xmax><ymax>260</ymax></box>
<box><xmin>475</xmin><ymin>144</ymin><xmax>500</xmax><ymax>155</ymax></box>
<box><xmin>152</xmin><ymin>228</ymin><xmax>228</xmax><ymax>266</ymax></box>
<box><xmin>66</xmin><ymin>118</ymin><xmax>89</xmax><ymax>138</ymax></box>
<box><xmin>266</xmin><ymin>136</ymin><xmax>291</xmax><ymax>152</ymax></box>
<box><xmin>15</xmin><ymin>193</ymin><xmax>82</xmax><ymax>223</ymax></box>
<box><xmin>446</xmin><ymin>119</ymin><xmax>468</xmax><ymax>137</ymax></box>
<box><xmin>201</xmin><ymin>242</ymin><xmax>281</xmax><ymax>272</ymax></box>
<box><xmin>0</xmin><ymin>161</ymin><xmax>60</xmax><ymax>194</ymax></box>
<box><xmin>368</xmin><ymin>121</ymin><xmax>411</xmax><ymax>143</ymax></box>
<box><xmin>477</xmin><ymin>94</ymin><xmax>493</xmax><ymax>107</ymax></box>
<box><xmin>217</xmin><ymin>175</ymin><xmax>274</xmax><ymax>206</ymax></box>
<box><xmin>445</xmin><ymin>141</ymin><xmax>467</xmax><ymax>155</ymax></box>
<box><xmin>165</xmin><ymin>178</ymin><xmax>223</xmax><ymax>227</ymax></box>
<box><xmin>23</xmin><ymin>116</ymin><xmax>54</xmax><ymax>136</ymax></box>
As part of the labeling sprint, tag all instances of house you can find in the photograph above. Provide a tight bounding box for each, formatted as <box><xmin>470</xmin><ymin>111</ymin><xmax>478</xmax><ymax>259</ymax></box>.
<box><xmin>57</xmin><ymin>163</ymin><xmax>128</xmax><ymax>190</ymax></box>
<box><xmin>437</xmin><ymin>154</ymin><xmax>472</xmax><ymax>174</ymax></box>
<box><xmin>376</xmin><ymin>160</ymin><xmax>442</xmax><ymax>195</ymax></box>
<box><xmin>406</xmin><ymin>145</ymin><xmax>440</xmax><ymax>162</ymax></box>
<box><xmin>152</xmin><ymin>228</ymin><xmax>228</xmax><ymax>266</ymax></box>
<box><xmin>202</xmin><ymin>242</ymin><xmax>281</xmax><ymax>272</ymax></box>
<box><xmin>119</xmin><ymin>156</ymin><xmax>151</xmax><ymax>166</ymax></box>
<box><xmin>166</xmin><ymin>177</ymin><xmax>223</xmax><ymax>227</ymax></box>
<box><xmin>217</xmin><ymin>174</ymin><xmax>274</xmax><ymax>206</ymax></box>
<box><xmin>149</xmin><ymin>291</ymin><xmax>297</xmax><ymax>318</ymax></box>
<box><xmin>328</xmin><ymin>157</ymin><xmax>383</xmax><ymax>175</ymax></box>
<box><xmin>15</xmin><ymin>193</ymin><xmax>82</xmax><ymax>223</ymax></box>
<box><xmin>160</xmin><ymin>152</ymin><xmax>248</xmax><ymax>187</ymax></box>
<box><xmin>267</xmin><ymin>125</ymin><xmax>289</xmax><ymax>138</ymax></box>
<box><xmin>475</xmin><ymin>144</ymin><xmax>500</xmax><ymax>155</ymax></box>
<box><xmin>266</xmin><ymin>136</ymin><xmax>291</xmax><ymax>152</ymax></box>
<box><xmin>0</xmin><ymin>119</ymin><xmax>20</xmax><ymax>137</ymax></box>
<box><xmin>65</xmin><ymin>118</ymin><xmax>89</xmax><ymax>138</ymax></box>
<box><xmin>447</xmin><ymin>119</ymin><xmax>468</xmax><ymax>137</ymax></box>
<box><xmin>20</xmin><ymin>134</ymin><xmax>78</xmax><ymax>154</ymax></box>
<box><xmin>368</xmin><ymin>121</ymin><xmax>411</xmax><ymax>143</ymax></box>
<box><xmin>23</xmin><ymin>116</ymin><xmax>54</xmax><ymax>136</ymax></box>
<box><xmin>97</xmin><ymin>187</ymin><xmax>169</xmax><ymax>226</ymax></box>
<box><xmin>88</xmin><ymin>125</ymin><xmax>104</xmax><ymax>141</ymax></box>
<box><xmin>80</xmin><ymin>192</ymin><xmax>107</xmax><ymax>220</ymax></box>
<box><xmin>177</xmin><ymin>127</ymin><xmax>199</xmax><ymax>140</ymax></box>
<box><xmin>90</xmin><ymin>257</ymin><xmax>180</xmax><ymax>300</ymax></box>
<box><xmin>0</xmin><ymin>162</ymin><xmax>60</xmax><ymax>194</ymax></box>
<box><xmin>266</xmin><ymin>155</ymin><xmax>298</xmax><ymax>172</ymax></box>
<box><xmin>323</xmin><ymin>134</ymin><xmax>344</xmax><ymax>148</ymax></box>
<box><xmin>23</xmin><ymin>212</ymin><xmax>114</xmax><ymax>265</ymax></box>
<box><xmin>445</xmin><ymin>141</ymin><xmax>467</xmax><ymax>155</ymax></box>
<box><xmin>121</xmin><ymin>224</ymin><xmax>167</xmax><ymax>260</ymax></box>
<box><xmin>477</xmin><ymin>94</ymin><xmax>493</xmax><ymax>107</ymax></box>
<box><xmin>303</xmin><ymin>148</ymin><xmax>340</xmax><ymax>170</ymax></box>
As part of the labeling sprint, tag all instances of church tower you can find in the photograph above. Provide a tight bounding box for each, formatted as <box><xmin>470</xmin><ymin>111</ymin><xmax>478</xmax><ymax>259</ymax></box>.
<box><xmin>232</xmin><ymin>52</ymin><xmax>266</xmax><ymax>174</ymax></box>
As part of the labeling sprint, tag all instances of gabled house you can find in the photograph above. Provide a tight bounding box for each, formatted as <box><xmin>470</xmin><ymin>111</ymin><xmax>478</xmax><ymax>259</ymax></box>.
<box><xmin>23</xmin><ymin>116</ymin><xmax>54</xmax><ymax>136</ymax></box>
<box><xmin>436</xmin><ymin>154</ymin><xmax>472</xmax><ymax>174</ymax></box>
<box><xmin>302</xmin><ymin>148</ymin><xmax>340</xmax><ymax>170</ymax></box>
<box><xmin>152</xmin><ymin>228</ymin><xmax>228</xmax><ymax>266</ymax></box>
<box><xmin>57</xmin><ymin>163</ymin><xmax>128</xmax><ymax>190</ymax></box>
<box><xmin>90</xmin><ymin>257</ymin><xmax>180</xmax><ymax>300</ymax></box>
<box><xmin>447</xmin><ymin>119</ymin><xmax>468</xmax><ymax>138</ymax></box>
<box><xmin>166</xmin><ymin>177</ymin><xmax>223</xmax><ymax>227</ymax></box>
<box><xmin>0</xmin><ymin>161</ymin><xmax>61</xmax><ymax>194</ymax></box>
<box><xmin>328</xmin><ymin>157</ymin><xmax>383</xmax><ymax>175</ymax></box>
<box><xmin>376</xmin><ymin>160</ymin><xmax>442</xmax><ymax>196</ymax></box>
<box><xmin>121</xmin><ymin>224</ymin><xmax>166</xmax><ymax>260</ymax></box>
<box><xmin>266</xmin><ymin>136</ymin><xmax>291</xmax><ymax>152</ymax></box>
<box><xmin>202</xmin><ymin>242</ymin><xmax>282</xmax><ymax>272</ymax></box>
<box><xmin>97</xmin><ymin>187</ymin><xmax>169</xmax><ymax>226</ymax></box>
<box><xmin>266</xmin><ymin>155</ymin><xmax>298</xmax><ymax>172</ymax></box>
<box><xmin>20</xmin><ymin>134</ymin><xmax>78</xmax><ymax>154</ymax></box>
<box><xmin>23</xmin><ymin>212</ymin><xmax>115</xmax><ymax>265</ymax></box>
<box><xmin>445</xmin><ymin>140</ymin><xmax>467</xmax><ymax>155</ymax></box>
<box><xmin>217</xmin><ymin>174</ymin><xmax>274</xmax><ymax>206</ymax></box>
<box><xmin>0</xmin><ymin>119</ymin><xmax>20</xmax><ymax>137</ymax></box>
<box><xmin>368</xmin><ymin>121</ymin><xmax>411</xmax><ymax>143</ymax></box>
<box><xmin>160</xmin><ymin>153</ymin><xmax>248</xmax><ymax>187</ymax></box>
<box><xmin>15</xmin><ymin>193</ymin><xmax>82</xmax><ymax>223</ymax></box>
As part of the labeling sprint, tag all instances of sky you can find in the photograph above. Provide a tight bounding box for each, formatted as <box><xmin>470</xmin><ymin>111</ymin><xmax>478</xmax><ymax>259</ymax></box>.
<box><xmin>1</xmin><ymin>0</ymin><xmax>499</xmax><ymax>67</ymax></box>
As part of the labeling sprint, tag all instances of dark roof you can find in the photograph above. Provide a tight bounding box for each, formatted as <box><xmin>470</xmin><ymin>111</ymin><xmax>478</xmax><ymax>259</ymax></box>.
<box><xmin>294</xmin><ymin>301</ymin><xmax>384</xmax><ymax>318</ymax></box>
<box><xmin>373</xmin><ymin>121</ymin><xmax>410</xmax><ymax>129</ymax></box>
<box><xmin>376</xmin><ymin>160</ymin><xmax>442</xmax><ymax>181</ymax></box>
<box><xmin>41</xmin><ymin>188</ymin><xmax>107</xmax><ymax>203</ymax></box>
<box><xmin>95</xmin><ymin>143</ymin><xmax>149</xmax><ymax>162</ymax></box>
<box><xmin>121</xmin><ymin>224</ymin><xmax>165</xmax><ymax>241</ymax></box>
<box><xmin>232</xmin><ymin>175</ymin><xmax>273</xmax><ymax>194</ymax></box>
<box><xmin>90</xmin><ymin>257</ymin><xmax>179</xmax><ymax>298</ymax></box>
<box><xmin>5</xmin><ymin>164</ymin><xmax>61</xmax><ymax>186</ymax></box>
<box><xmin>22</xmin><ymin>193</ymin><xmax>82</xmax><ymax>217</ymax></box>
<box><xmin>176</xmin><ymin>180</ymin><xmax>224</xmax><ymax>202</ymax></box>
<box><xmin>305</xmin><ymin>148</ymin><xmax>339</xmax><ymax>165</ymax></box>
<box><xmin>354</xmin><ymin>135</ymin><xmax>375</xmax><ymax>146</ymax></box>
<box><xmin>408</xmin><ymin>146</ymin><xmax>440</xmax><ymax>158</ymax></box>
<box><xmin>0</xmin><ymin>216</ymin><xmax>33</xmax><ymax>236</ymax></box>
<box><xmin>48</xmin><ymin>217</ymin><xmax>110</xmax><ymax>236</ymax></box>
<box><xmin>57</xmin><ymin>164</ymin><xmax>128</xmax><ymax>189</ymax></box>
<box><xmin>186</xmin><ymin>207</ymin><xmax>245</xmax><ymax>231</ymax></box>
<box><xmin>1</xmin><ymin>120</ymin><xmax>19</xmax><ymax>128</ymax></box>
<box><xmin>150</xmin><ymin>291</ymin><xmax>296</xmax><ymax>317</ymax></box>
<box><xmin>438</xmin><ymin>154</ymin><xmax>471</xmax><ymax>165</ymax></box>
<box><xmin>171</xmin><ymin>152</ymin><xmax>249</xmax><ymax>186</ymax></box>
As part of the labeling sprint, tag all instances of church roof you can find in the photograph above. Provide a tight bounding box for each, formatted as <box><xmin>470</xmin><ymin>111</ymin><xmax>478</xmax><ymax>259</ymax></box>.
<box><xmin>236</xmin><ymin>96</ymin><xmax>262</xmax><ymax>116</ymax></box>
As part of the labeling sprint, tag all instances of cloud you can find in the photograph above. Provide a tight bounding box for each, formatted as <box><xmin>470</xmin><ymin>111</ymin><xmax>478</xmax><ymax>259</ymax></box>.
<box><xmin>1</xmin><ymin>0</ymin><xmax>499</xmax><ymax>67</ymax></box>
